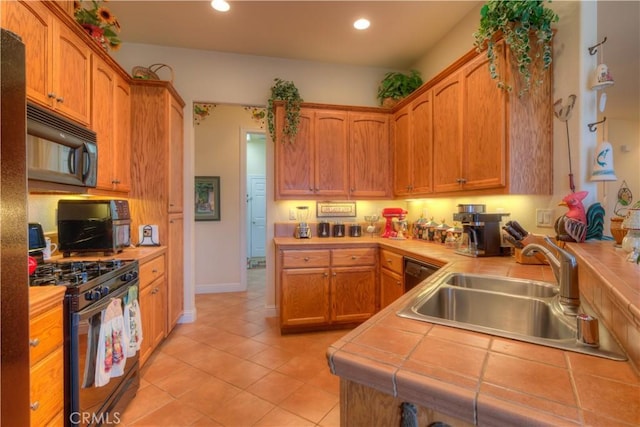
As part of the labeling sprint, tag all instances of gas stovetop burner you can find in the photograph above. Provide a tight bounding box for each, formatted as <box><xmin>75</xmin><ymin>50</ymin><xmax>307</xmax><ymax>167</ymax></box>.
<box><xmin>29</xmin><ymin>259</ymin><xmax>134</xmax><ymax>287</ymax></box>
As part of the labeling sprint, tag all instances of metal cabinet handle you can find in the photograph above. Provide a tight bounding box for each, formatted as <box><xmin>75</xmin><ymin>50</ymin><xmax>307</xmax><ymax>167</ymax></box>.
<box><xmin>304</xmin><ymin>257</ymin><xmax>310</xmax><ymax>261</ymax></box>
<box><xmin>351</xmin><ymin>255</ymin><xmax>357</xmax><ymax>260</ymax></box>
<box><xmin>29</xmin><ymin>338</ymin><xmax>40</xmax><ymax>347</ymax></box>
<box><xmin>396</xmin><ymin>281</ymin><xmax>402</xmax><ymax>285</ymax></box>
<box><xmin>56</xmin><ymin>96</ymin><xmax>64</xmax><ymax>103</ymax></box>
<box><xmin>152</xmin><ymin>268</ymin><xmax>158</xmax><ymax>273</ymax></box>
<box><xmin>30</xmin><ymin>401</ymin><xmax>40</xmax><ymax>411</ymax></box>
<box><xmin>323</xmin><ymin>272</ymin><xmax>329</xmax><ymax>277</ymax></box>
<box><xmin>386</xmin><ymin>259</ymin><xmax>392</xmax><ymax>263</ymax></box>
<box><xmin>332</xmin><ymin>272</ymin><xmax>337</xmax><ymax>277</ymax></box>
<box><xmin>47</xmin><ymin>92</ymin><xmax>56</xmax><ymax>99</ymax></box>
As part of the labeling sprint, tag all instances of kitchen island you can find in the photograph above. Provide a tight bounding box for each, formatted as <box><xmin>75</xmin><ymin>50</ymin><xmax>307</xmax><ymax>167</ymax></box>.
<box><xmin>276</xmin><ymin>236</ymin><xmax>639</xmax><ymax>425</ymax></box>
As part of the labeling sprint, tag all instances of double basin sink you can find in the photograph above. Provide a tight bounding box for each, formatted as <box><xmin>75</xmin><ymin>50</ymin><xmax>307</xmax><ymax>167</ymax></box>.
<box><xmin>397</xmin><ymin>272</ymin><xmax>627</xmax><ymax>360</ymax></box>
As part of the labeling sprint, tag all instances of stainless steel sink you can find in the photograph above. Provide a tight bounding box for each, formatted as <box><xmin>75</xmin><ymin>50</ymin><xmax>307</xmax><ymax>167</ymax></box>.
<box><xmin>443</xmin><ymin>273</ymin><xmax>558</xmax><ymax>298</ymax></box>
<box><xmin>397</xmin><ymin>272</ymin><xmax>627</xmax><ymax>360</ymax></box>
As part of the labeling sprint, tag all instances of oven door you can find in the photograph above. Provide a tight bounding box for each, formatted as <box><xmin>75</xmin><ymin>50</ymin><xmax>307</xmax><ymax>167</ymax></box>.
<box><xmin>69</xmin><ymin>282</ymin><xmax>140</xmax><ymax>427</ymax></box>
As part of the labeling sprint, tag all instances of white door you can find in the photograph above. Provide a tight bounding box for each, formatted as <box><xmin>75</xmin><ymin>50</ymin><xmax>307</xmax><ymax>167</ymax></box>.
<box><xmin>247</xmin><ymin>175</ymin><xmax>266</xmax><ymax>259</ymax></box>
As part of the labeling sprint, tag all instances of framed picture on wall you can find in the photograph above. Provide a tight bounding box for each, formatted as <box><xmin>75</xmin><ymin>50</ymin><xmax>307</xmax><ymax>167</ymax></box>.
<box><xmin>195</xmin><ymin>176</ymin><xmax>220</xmax><ymax>221</ymax></box>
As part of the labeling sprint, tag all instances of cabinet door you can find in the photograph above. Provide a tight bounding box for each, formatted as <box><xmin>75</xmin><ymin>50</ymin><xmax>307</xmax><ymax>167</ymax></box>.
<box><xmin>1</xmin><ymin>0</ymin><xmax>53</xmax><ymax>108</ymax></box>
<box><xmin>392</xmin><ymin>106</ymin><xmax>412</xmax><ymax>196</ymax></box>
<box><xmin>349</xmin><ymin>112</ymin><xmax>390</xmax><ymax>198</ymax></box>
<box><xmin>92</xmin><ymin>56</ymin><xmax>116</xmax><ymax>190</ymax></box>
<box><xmin>331</xmin><ymin>266</ymin><xmax>377</xmax><ymax>323</ymax></box>
<box><xmin>167</xmin><ymin>214</ymin><xmax>184</xmax><ymax>332</ymax></box>
<box><xmin>432</xmin><ymin>72</ymin><xmax>463</xmax><ymax>193</ymax></box>
<box><xmin>275</xmin><ymin>108</ymin><xmax>314</xmax><ymax>198</ymax></box>
<box><xmin>168</xmin><ymin>94</ymin><xmax>184</xmax><ymax>212</ymax></box>
<box><xmin>380</xmin><ymin>268</ymin><xmax>403</xmax><ymax>309</ymax></box>
<box><xmin>139</xmin><ymin>276</ymin><xmax>165</xmax><ymax>366</ymax></box>
<box><xmin>281</xmin><ymin>268</ymin><xmax>330</xmax><ymax>327</ymax></box>
<box><xmin>314</xmin><ymin>111</ymin><xmax>349</xmax><ymax>198</ymax></box>
<box><xmin>53</xmin><ymin>22</ymin><xmax>91</xmax><ymax>125</ymax></box>
<box><xmin>410</xmin><ymin>90</ymin><xmax>433</xmax><ymax>194</ymax></box>
<box><xmin>462</xmin><ymin>50</ymin><xmax>506</xmax><ymax>191</ymax></box>
<box><xmin>113</xmin><ymin>75</ymin><xmax>131</xmax><ymax>192</ymax></box>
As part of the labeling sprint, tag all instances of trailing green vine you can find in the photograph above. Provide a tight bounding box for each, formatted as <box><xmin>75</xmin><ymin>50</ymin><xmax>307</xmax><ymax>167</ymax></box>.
<box><xmin>267</xmin><ymin>78</ymin><xmax>303</xmax><ymax>143</ymax></box>
<box><xmin>473</xmin><ymin>0</ymin><xmax>559</xmax><ymax>95</ymax></box>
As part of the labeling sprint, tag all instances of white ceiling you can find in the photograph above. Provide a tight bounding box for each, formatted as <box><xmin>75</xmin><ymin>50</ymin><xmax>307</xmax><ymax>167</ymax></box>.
<box><xmin>107</xmin><ymin>1</ymin><xmax>480</xmax><ymax>69</ymax></box>
<box><xmin>108</xmin><ymin>1</ymin><xmax>638</xmax><ymax>121</ymax></box>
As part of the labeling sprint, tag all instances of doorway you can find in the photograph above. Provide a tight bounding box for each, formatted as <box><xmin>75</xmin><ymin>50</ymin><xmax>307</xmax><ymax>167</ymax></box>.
<box><xmin>244</xmin><ymin>131</ymin><xmax>266</xmax><ymax>269</ymax></box>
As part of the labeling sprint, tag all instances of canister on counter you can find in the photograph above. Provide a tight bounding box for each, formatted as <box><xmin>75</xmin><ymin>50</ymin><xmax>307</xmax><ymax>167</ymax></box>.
<box><xmin>349</xmin><ymin>224</ymin><xmax>362</xmax><ymax>237</ymax></box>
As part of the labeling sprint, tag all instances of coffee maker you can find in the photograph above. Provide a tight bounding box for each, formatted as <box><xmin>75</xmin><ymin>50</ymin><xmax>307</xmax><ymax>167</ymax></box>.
<box><xmin>293</xmin><ymin>206</ymin><xmax>311</xmax><ymax>239</ymax></box>
<box><xmin>453</xmin><ymin>211</ymin><xmax>508</xmax><ymax>257</ymax></box>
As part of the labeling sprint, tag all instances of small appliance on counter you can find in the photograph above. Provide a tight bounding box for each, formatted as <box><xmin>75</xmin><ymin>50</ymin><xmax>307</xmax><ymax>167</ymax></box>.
<box><xmin>317</xmin><ymin>222</ymin><xmax>330</xmax><ymax>238</ymax></box>
<box><xmin>349</xmin><ymin>224</ymin><xmax>362</xmax><ymax>237</ymax></box>
<box><xmin>57</xmin><ymin>199</ymin><xmax>131</xmax><ymax>256</ymax></box>
<box><xmin>381</xmin><ymin>208</ymin><xmax>408</xmax><ymax>238</ymax></box>
<box><xmin>28</xmin><ymin>222</ymin><xmax>46</xmax><ymax>264</ymax></box>
<box><xmin>333</xmin><ymin>222</ymin><xmax>345</xmax><ymax>237</ymax></box>
<box><xmin>452</xmin><ymin>204</ymin><xmax>509</xmax><ymax>257</ymax></box>
<box><xmin>293</xmin><ymin>206</ymin><xmax>311</xmax><ymax>239</ymax></box>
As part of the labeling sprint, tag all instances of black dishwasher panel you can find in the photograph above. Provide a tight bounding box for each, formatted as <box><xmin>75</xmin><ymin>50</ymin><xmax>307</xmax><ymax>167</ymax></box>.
<box><xmin>404</xmin><ymin>258</ymin><xmax>439</xmax><ymax>292</ymax></box>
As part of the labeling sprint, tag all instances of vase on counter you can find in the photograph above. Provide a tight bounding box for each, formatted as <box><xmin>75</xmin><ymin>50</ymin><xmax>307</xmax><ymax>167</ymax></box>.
<box><xmin>610</xmin><ymin>217</ymin><xmax>628</xmax><ymax>246</ymax></box>
<box><xmin>621</xmin><ymin>208</ymin><xmax>640</xmax><ymax>254</ymax></box>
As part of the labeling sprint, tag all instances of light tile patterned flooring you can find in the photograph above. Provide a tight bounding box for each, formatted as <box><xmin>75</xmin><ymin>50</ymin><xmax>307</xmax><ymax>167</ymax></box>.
<box><xmin>120</xmin><ymin>268</ymin><xmax>349</xmax><ymax>426</ymax></box>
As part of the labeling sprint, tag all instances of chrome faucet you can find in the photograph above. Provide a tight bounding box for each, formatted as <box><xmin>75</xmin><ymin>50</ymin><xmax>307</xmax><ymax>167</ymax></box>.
<box><xmin>521</xmin><ymin>236</ymin><xmax>580</xmax><ymax>315</ymax></box>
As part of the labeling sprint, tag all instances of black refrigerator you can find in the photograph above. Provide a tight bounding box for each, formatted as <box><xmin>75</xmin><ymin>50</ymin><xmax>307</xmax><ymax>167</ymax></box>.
<box><xmin>0</xmin><ymin>28</ymin><xmax>30</xmax><ymax>426</ymax></box>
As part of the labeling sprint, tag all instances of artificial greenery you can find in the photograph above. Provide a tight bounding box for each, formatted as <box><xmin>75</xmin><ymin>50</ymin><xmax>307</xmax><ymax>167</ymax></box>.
<box><xmin>376</xmin><ymin>70</ymin><xmax>423</xmax><ymax>106</ymax></box>
<box><xmin>473</xmin><ymin>0</ymin><xmax>559</xmax><ymax>95</ymax></box>
<box><xmin>267</xmin><ymin>78</ymin><xmax>303</xmax><ymax>144</ymax></box>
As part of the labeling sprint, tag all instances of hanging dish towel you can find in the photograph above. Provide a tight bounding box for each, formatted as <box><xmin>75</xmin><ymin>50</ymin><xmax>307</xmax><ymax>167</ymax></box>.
<box><xmin>95</xmin><ymin>298</ymin><xmax>128</xmax><ymax>387</ymax></box>
<box><xmin>123</xmin><ymin>286</ymin><xmax>143</xmax><ymax>357</ymax></box>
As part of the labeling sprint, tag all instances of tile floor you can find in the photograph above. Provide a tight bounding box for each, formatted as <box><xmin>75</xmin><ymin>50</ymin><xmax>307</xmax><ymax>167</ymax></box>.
<box><xmin>120</xmin><ymin>268</ymin><xmax>349</xmax><ymax>426</ymax></box>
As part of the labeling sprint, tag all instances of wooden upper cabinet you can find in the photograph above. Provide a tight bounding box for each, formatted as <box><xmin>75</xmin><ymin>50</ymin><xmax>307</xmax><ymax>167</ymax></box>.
<box><xmin>168</xmin><ymin>95</ymin><xmax>185</xmax><ymax>212</ymax></box>
<box><xmin>275</xmin><ymin>105</ymin><xmax>391</xmax><ymax>200</ymax></box>
<box><xmin>461</xmin><ymin>50</ymin><xmax>507</xmax><ymax>191</ymax></box>
<box><xmin>91</xmin><ymin>56</ymin><xmax>131</xmax><ymax>194</ymax></box>
<box><xmin>275</xmin><ymin>108</ymin><xmax>314</xmax><ymax>198</ymax></box>
<box><xmin>392</xmin><ymin>106</ymin><xmax>411</xmax><ymax>196</ymax></box>
<box><xmin>315</xmin><ymin>111</ymin><xmax>349</xmax><ymax>197</ymax></box>
<box><xmin>1</xmin><ymin>0</ymin><xmax>91</xmax><ymax>125</ymax></box>
<box><xmin>393</xmin><ymin>90</ymin><xmax>433</xmax><ymax>197</ymax></box>
<box><xmin>432</xmin><ymin>72</ymin><xmax>463</xmax><ymax>193</ymax></box>
<box><xmin>349</xmin><ymin>112</ymin><xmax>391</xmax><ymax>198</ymax></box>
<box><xmin>275</xmin><ymin>108</ymin><xmax>349</xmax><ymax>199</ymax></box>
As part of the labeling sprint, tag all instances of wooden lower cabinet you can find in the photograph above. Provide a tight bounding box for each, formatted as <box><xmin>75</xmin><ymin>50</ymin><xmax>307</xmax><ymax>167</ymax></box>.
<box><xmin>139</xmin><ymin>253</ymin><xmax>167</xmax><ymax>366</ymax></box>
<box><xmin>379</xmin><ymin>248</ymin><xmax>404</xmax><ymax>309</ymax></box>
<box><xmin>29</xmin><ymin>287</ymin><xmax>66</xmax><ymax>427</ymax></box>
<box><xmin>340</xmin><ymin>379</ymin><xmax>473</xmax><ymax>427</ymax></box>
<box><xmin>279</xmin><ymin>247</ymin><xmax>377</xmax><ymax>332</ymax></box>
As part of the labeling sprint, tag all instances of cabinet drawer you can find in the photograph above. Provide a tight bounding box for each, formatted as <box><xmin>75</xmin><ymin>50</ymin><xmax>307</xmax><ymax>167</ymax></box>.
<box><xmin>29</xmin><ymin>304</ymin><xmax>63</xmax><ymax>366</ymax></box>
<box><xmin>30</xmin><ymin>346</ymin><xmax>64</xmax><ymax>427</ymax></box>
<box><xmin>282</xmin><ymin>250</ymin><xmax>330</xmax><ymax>268</ymax></box>
<box><xmin>332</xmin><ymin>248</ymin><xmax>376</xmax><ymax>266</ymax></box>
<box><xmin>379</xmin><ymin>249</ymin><xmax>403</xmax><ymax>274</ymax></box>
<box><xmin>140</xmin><ymin>254</ymin><xmax>166</xmax><ymax>289</ymax></box>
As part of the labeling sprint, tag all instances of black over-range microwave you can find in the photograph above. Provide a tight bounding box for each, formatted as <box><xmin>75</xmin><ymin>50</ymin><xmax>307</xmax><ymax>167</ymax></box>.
<box><xmin>26</xmin><ymin>103</ymin><xmax>97</xmax><ymax>188</ymax></box>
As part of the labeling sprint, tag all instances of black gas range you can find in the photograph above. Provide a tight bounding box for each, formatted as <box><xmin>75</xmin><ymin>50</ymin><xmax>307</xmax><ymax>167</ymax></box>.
<box><xmin>30</xmin><ymin>259</ymin><xmax>139</xmax><ymax>311</ymax></box>
<box><xmin>30</xmin><ymin>258</ymin><xmax>141</xmax><ymax>426</ymax></box>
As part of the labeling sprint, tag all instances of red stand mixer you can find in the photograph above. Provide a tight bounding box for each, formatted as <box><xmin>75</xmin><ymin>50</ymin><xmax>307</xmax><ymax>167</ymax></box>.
<box><xmin>381</xmin><ymin>207</ymin><xmax>408</xmax><ymax>238</ymax></box>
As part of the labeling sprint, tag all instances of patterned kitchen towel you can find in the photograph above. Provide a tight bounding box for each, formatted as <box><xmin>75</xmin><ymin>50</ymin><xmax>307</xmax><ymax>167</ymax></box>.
<box><xmin>124</xmin><ymin>286</ymin><xmax>143</xmax><ymax>357</ymax></box>
<box><xmin>95</xmin><ymin>298</ymin><xmax>128</xmax><ymax>387</ymax></box>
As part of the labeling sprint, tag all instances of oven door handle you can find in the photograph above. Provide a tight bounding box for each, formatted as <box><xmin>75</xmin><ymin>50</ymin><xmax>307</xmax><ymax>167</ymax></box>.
<box><xmin>77</xmin><ymin>280</ymin><xmax>138</xmax><ymax>318</ymax></box>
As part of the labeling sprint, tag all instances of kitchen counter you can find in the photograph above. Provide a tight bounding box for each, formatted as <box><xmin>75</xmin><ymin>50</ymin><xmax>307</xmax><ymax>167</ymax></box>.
<box><xmin>275</xmin><ymin>236</ymin><xmax>640</xmax><ymax>425</ymax></box>
<box><xmin>47</xmin><ymin>245</ymin><xmax>167</xmax><ymax>265</ymax></box>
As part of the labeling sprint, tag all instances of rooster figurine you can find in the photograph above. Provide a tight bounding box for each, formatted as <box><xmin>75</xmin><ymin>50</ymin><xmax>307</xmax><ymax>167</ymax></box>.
<box><xmin>554</xmin><ymin>191</ymin><xmax>606</xmax><ymax>242</ymax></box>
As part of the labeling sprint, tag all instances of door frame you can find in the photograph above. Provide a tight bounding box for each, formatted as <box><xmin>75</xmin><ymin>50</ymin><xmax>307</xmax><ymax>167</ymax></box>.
<box><xmin>239</xmin><ymin>127</ymin><xmax>266</xmax><ymax>289</ymax></box>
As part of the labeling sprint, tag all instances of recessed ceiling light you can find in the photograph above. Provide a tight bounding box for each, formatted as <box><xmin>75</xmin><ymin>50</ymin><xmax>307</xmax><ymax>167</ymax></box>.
<box><xmin>211</xmin><ymin>0</ymin><xmax>230</xmax><ymax>12</ymax></box>
<box><xmin>353</xmin><ymin>18</ymin><xmax>370</xmax><ymax>30</ymax></box>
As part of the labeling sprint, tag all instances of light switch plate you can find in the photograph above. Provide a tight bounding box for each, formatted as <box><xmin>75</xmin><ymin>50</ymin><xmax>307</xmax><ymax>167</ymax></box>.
<box><xmin>536</xmin><ymin>209</ymin><xmax>554</xmax><ymax>228</ymax></box>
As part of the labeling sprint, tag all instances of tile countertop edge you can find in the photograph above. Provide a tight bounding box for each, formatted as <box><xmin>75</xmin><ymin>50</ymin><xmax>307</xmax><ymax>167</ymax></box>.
<box><xmin>283</xmin><ymin>237</ymin><xmax>640</xmax><ymax>425</ymax></box>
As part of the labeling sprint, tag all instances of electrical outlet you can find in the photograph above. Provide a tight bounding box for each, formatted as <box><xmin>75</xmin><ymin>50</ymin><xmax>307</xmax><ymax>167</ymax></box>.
<box><xmin>289</xmin><ymin>208</ymin><xmax>296</xmax><ymax>220</ymax></box>
<box><xmin>536</xmin><ymin>208</ymin><xmax>554</xmax><ymax>228</ymax></box>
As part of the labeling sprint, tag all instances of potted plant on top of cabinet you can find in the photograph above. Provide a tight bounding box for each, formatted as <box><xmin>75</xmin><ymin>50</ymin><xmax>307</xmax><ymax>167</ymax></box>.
<box><xmin>267</xmin><ymin>78</ymin><xmax>303</xmax><ymax>144</ymax></box>
<box><xmin>376</xmin><ymin>70</ymin><xmax>423</xmax><ymax>107</ymax></box>
<box><xmin>473</xmin><ymin>0</ymin><xmax>559</xmax><ymax>95</ymax></box>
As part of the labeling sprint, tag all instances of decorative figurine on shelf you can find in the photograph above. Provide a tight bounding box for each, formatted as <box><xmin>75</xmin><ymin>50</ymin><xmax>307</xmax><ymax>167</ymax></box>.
<box><xmin>554</xmin><ymin>191</ymin><xmax>606</xmax><ymax>242</ymax></box>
